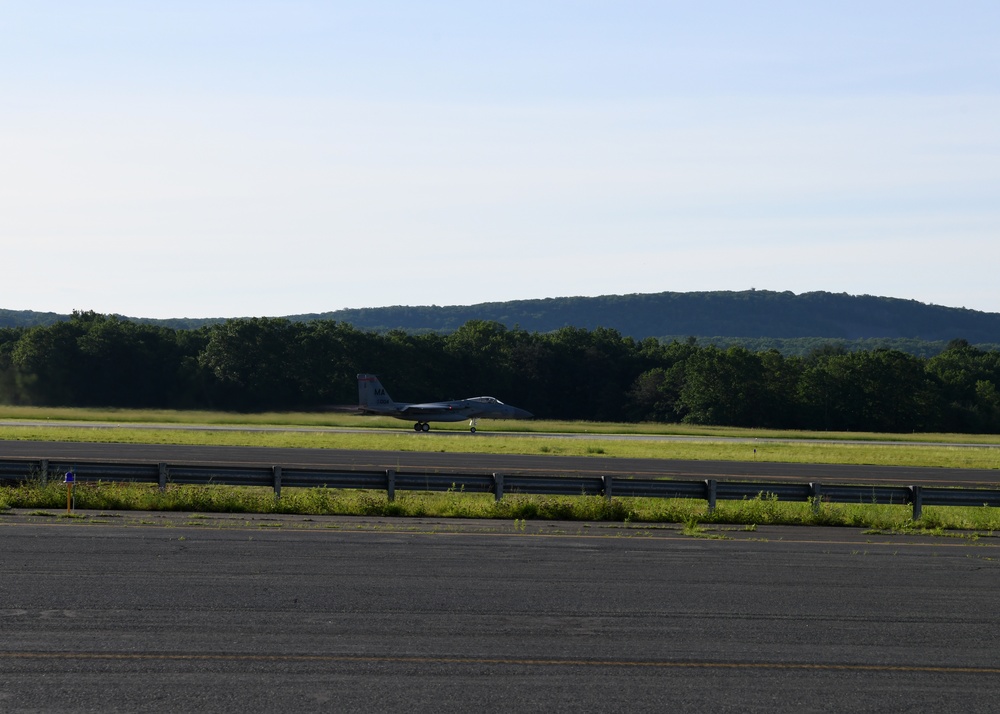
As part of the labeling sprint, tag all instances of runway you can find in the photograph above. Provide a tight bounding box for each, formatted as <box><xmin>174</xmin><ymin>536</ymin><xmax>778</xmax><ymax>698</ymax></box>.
<box><xmin>1</xmin><ymin>439</ymin><xmax>999</xmax><ymax>487</ymax></box>
<box><xmin>1</xmin><ymin>513</ymin><xmax>999</xmax><ymax>712</ymax></box>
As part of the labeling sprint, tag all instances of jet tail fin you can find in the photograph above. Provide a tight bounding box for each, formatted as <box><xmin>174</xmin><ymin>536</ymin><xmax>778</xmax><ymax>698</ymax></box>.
<box><xmin>357</xmin><ymin>373</ymin><xmax>394</xmax><ymax>412</ymax></box>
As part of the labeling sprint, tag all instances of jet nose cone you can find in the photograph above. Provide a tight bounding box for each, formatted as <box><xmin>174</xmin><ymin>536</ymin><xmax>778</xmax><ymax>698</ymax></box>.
<box><xmin>514</xmin><ymin>407</ymin><xmax>534</xmax><ymax>419</ymax></box>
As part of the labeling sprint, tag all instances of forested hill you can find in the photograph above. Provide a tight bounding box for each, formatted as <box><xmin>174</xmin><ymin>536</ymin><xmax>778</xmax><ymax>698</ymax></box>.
<box><xmin>296</xmin><ymin>291</ymin><xmax>1000</xmax><ymax>343</ymax></box>
<box><xmin>4</xmin><ymin>290</ymin><xmax>1000</xmax><ymax>344</ymax></box>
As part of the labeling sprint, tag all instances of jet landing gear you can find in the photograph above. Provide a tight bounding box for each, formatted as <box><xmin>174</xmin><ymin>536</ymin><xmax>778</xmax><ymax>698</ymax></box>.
<box><xmin>412</xmin><ymin>421</ymin><xmax>480</xmax><ymax>433</ymax></box>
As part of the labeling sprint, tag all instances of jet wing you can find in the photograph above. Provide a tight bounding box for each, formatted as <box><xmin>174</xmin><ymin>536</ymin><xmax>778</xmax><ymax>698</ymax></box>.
<box><xmin>398</xmin><ymin>402</ymin><xmax>470</xmax><ymax>415</ymax></box>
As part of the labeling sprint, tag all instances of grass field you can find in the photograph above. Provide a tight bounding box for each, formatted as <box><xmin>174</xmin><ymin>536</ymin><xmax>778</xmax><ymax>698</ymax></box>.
<box><xmin>2</xmin><ymin>406</ymin><xmax>999</xmax><ymax>530</ymax></box>
<box><xmin>3</xmin><ymin>481</ymin><xmax>999</xmax><ymax>534</ymax></box>
<box><xmin>1</xmin><ymin>424</ymin><xmax>999</xmax><ymax>469</ymax></box>
<box><xmin>3</xmin><ymin>404</ymin><xmax>1000</xmax><ymax>443</ymax></box>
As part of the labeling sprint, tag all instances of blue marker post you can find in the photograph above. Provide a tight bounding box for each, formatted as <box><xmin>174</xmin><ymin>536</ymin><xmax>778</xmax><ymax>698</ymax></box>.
<box><xmin>64</xmin><ymin>471</ymin><xmax>75</xmax><ymax>513</ymax></box>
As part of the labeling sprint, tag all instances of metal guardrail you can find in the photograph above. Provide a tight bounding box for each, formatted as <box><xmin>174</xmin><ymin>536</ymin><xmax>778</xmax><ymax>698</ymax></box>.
<box><xmin>3</xmin><ymin>457</ymin><xmax>1000</xmax><ymax>520</ymax></box>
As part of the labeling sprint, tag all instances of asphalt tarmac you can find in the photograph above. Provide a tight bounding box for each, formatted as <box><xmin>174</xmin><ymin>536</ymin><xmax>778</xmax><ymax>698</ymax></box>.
<box><xmin>2</xmin><ymin>512</ymin><xmax>1000</xmax><ymax>712</ymax></box>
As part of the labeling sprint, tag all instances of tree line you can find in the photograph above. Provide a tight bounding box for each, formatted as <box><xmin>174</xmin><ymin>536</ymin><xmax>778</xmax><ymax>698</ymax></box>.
<box><xmin>1</xmin><ymin>311</ymin><xmax>999</xmax><ymax>433</ymax></box>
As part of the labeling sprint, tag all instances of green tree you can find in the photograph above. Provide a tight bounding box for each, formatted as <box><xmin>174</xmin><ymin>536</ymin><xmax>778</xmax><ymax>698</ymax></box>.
<box><xmin>926</xmin><ymin>339</ymin><xmax>1000</xmax><ymax>432</ymax></box>
<box><xmin>540</xmin><ymin>326</ymin><xmax>641</xmax><ymax>421</ymax></box>
<box><xmin>198</xmin><ymin>318</ymin><xmax>306</xmax><ymax>409</ymax></box>
<box><xmin>10</xmin><ymin>315</ymin><xmax>89</xmax><ymax>405</ymax></box>
<box><xmin>71</xmin><ymin>313</ymin><xmax>185</xmax><ymax>407</ymax></box>
<box><xmin>799</xmin><ymin>349</ymin><xmax>936</xmax><ymax>432</ymax></box>
<box><xmin>625</xmin><ymin>339</ymin><xmax>699</xmax><ymax>422</ymax></box>
<box><xmin>679</xmin><ymin>346</ymin><xmax>768</xmax><ymax>426</ymax></box>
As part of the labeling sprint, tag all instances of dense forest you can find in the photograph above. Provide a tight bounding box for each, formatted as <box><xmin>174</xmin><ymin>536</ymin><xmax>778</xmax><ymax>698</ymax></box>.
<box><xmin>6</xmin><ymin>291</ymin><xmax>1000</xmax><ymax>356</ymax></box>
<box><xmin>301</xmin><ymin>290</ymin><xmax>1000</xmax><ymax>344</ymax></box>
<box><xmin>2</xmin><ymin>312</ymin><xmax>999</xmax><ymax>434</ymax></box>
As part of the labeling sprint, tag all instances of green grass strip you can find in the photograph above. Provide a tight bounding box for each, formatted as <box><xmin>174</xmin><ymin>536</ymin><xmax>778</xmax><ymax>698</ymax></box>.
<box><xmin>3</xmin><ymin>482</ymin><xmax>1000</xmax><ymax>533</ymax></box>
<box><xmin>3</xmin><ymin>405</ymin><xmax>1000</xmax><ymax>443</ymax></box>
<box><xmin>1</xmin><ymin>423</ymin><xmax>999</xmax><ymax>469</ymax></box>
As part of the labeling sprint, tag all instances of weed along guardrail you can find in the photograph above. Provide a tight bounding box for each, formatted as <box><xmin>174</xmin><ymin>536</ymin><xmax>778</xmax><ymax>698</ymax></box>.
<box><xmin>3</xmin><ymin>457</ymin><xmax>1000</xmax><ymax>520</ymax></box>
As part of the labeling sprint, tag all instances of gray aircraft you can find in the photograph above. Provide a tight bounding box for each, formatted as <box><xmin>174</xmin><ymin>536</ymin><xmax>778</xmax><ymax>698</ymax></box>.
<box><xmin>357</xmin><ymin>373</ymin><xmax>533</xmax><ymax>433</ymax></box>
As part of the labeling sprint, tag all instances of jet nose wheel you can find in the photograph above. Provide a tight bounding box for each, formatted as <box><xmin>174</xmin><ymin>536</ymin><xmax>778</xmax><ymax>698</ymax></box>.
<box><xmin>470</xmin><ymin>427</ymin><xmax>477</xmax><ymax>434</ymax></box>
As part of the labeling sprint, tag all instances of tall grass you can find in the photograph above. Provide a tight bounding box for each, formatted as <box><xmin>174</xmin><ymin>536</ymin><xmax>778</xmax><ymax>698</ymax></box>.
<box><xmin>4</xmin><ymin>481</ymin><xmax>1000</xmax><ymax>531</ymax></box>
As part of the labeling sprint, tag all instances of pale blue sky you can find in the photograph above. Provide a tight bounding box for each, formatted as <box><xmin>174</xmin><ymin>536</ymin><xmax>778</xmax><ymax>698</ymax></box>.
<box><xmin>3</xmin><ymin>2</ymin><xmax>998</xmax><ymax>318</ymax></box>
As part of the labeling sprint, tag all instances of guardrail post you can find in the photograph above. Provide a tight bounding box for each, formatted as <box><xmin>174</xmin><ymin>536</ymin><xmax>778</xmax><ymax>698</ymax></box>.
<box><xmin>603</xmin><ymin>475</ymin><xmax>613</xmax><ymax>501</ymax></box>
<box><xmin>810</xmin><ymin>482</ymin><xmax>822</xmax><ymax>514</ymax></box>
<box><xmin>40</xmin><ymin>459</ymin><xmax>48</xmax><ymax>486</ymax></box>
<box><xmin>273</xmin><ymin>466</ymin><xmax>282</xmax><ymax>499</ymax></box>
<box><xmin>493</xmin><ymin>473</ymin><xmax>504</xmax><ymax>502</ymax></box>
<box><xmin>386</xmin><ymin>469</ymin><xmax>396</xmax><ymax>502</ymax></box>
<box><xmin>158</xmin><ymin>462</ymin><xmax>168</xmax><ymax>492</ymax></box>
<box><xmin>705</xmin><ymin>479</ymin><xmax>717</xmax><ymax>513</ymax></box>
<box><xmin>910</xmin><ymin>485</ymin><xmax>923</xmax><ymax>520</ymax></box>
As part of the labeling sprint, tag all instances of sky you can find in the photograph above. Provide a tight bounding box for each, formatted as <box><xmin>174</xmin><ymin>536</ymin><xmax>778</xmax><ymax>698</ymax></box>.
<box><xmin>2</xmin><ymin>1</ymin><xmax>999</xmax><ymax>318</ymax></box>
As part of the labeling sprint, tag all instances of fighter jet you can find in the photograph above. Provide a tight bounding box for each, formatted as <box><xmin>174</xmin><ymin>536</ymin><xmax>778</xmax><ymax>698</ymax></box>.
<box><xmin>357</xmin><ymin>373</ymin><xmax>533</xmax><ymax>433</ymax></box>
